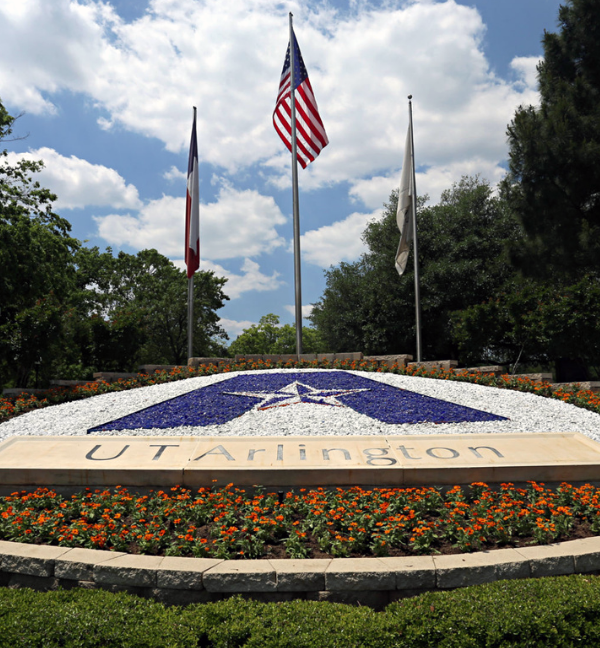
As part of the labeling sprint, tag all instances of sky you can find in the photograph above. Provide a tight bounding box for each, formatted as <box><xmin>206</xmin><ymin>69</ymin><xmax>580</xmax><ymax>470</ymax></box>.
<box><xmin>0</xmin><ymin>0</ymin><xmax>563</xmax><ymax>345</ymax></box>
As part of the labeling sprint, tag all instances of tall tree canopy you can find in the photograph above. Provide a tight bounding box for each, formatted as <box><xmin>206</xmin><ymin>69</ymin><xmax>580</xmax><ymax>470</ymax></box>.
<box><xmin>228</xmin><ymin>314</ymin><xmax>325</xmax><ymax>356</ymax></box>
<box><xmin>60</xmin><ymin>247</ymin><xmax>229</xmax><ymax>375</ymax></box>
<box><xmin>0</xmin><ymin>99</ymin><xmax>229</xmax><ymax>387</ymax></box>
<box><xmin>0</xmin><ymin>99</ymin><xmax>80</xmax><ymax>386</ymax></box>
<box><xmin>504</xmin><ymin>0</ymin><xmax>600</xmax><ymax>279</ymax></box>
<box><xmin>310</xmin><ymin>177</ymin><xmax>521</xmax><ymax>359</ymax></box>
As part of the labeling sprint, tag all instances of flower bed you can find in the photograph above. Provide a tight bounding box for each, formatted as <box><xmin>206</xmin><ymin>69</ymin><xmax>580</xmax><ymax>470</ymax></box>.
<box><xmin>1</xmin><ymin>481</ymin><xmax>598</xmax><ymax>560</ymax></box>
<box><xmin>2</xmin><ymin>359</ymin><xmax>599</xmax><ymax>424</ymax></box>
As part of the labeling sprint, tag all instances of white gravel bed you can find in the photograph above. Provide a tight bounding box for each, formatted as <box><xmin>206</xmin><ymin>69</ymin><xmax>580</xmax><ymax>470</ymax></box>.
<box><xmin>1</xmin><ymin>369</ymin><xmax>600</xmax><ymax>444</ymax></box>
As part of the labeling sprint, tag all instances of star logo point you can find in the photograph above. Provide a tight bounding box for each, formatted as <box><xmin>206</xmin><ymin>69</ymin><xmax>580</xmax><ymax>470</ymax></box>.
<box><xmin>223</xmin><ymin>380</ymin><xmax>370</xmax><ymax>410</ymax></box>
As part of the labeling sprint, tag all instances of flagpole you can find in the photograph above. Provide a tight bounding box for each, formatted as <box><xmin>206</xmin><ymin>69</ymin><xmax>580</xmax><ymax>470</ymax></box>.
<box><xmin>289</xmin><ymin>12</ymin><xmax>303</xmax><ymax>357</ymax></box>
<box><xmin>408</xmin><ymin>96</ymin><xmax>422</xmax><ymax>361</ymax></box>
<box><xmin>188</xmin><ymin>274</ymin><xmax>194</xmax><ymax>360</ymax></box>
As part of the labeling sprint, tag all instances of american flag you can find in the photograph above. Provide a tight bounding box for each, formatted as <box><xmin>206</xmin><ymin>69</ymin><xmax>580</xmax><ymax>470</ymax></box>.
<box><xmin>273</xmin><ymin>28</ymin><xmax>328</xmax><ymax>168</ymax></box>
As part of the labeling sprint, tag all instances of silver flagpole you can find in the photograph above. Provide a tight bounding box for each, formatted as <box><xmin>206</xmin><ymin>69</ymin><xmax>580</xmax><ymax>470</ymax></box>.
<box><xmin>187</xmin><ymin>274</ymin><xmax>194</xmax><ymax>360</ymax></box>
<box><xmin>408</xmin><ymin>96</ymin><xmax>422</xmax><ymax>361</ymax></box>
<box><xmin>289</xmin><ymin>12</ymin><xmax>303</xmax><ymax>357</ymax></box>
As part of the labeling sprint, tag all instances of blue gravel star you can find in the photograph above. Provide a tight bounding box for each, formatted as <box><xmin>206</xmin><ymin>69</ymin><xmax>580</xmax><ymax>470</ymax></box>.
<box><xmin>223</xmin><ymin>380</ymin><xmax>370</xmax><ymax>410</ymax></box>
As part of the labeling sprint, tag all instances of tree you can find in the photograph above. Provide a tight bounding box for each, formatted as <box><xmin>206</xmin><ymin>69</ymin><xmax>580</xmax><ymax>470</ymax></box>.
<box><xmin>0</xmin><ymin>99</ymin><xmax>79</xmax><ymax>387</ymax></box>
<box><xmin>60</xmin><ymin>247</ymin><xmax>229</xmax><ymax>374</ymax></box>
<box><xmin>503</xmin><ymin>0</ymin><xmax>600</xmax><ymax>280</ymax></box>
<box><xmin>311</xmin><ymin>177</ymin><xmax>521</xmax><ymax>359</ymax></box>
<box><xmin>452</xmin><ymin>275</ymin><xmax>600</xmax><ymax>379</ymax></box>
<box><xmin>228</xmin><ymin>314</ymin><xmax>326</xmax><ymax>356</ymax></box>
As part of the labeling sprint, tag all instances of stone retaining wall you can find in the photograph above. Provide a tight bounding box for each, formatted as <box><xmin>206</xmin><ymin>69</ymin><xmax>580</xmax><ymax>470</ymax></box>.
<box><xmin>2</xmin><ymin>537</ymin><xmax>600</xmax><ymax>609</ymax></box>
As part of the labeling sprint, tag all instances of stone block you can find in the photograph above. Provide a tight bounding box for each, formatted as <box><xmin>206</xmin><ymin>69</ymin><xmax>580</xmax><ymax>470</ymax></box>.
<box><xmin>93</xmin><ymin>554</ymin><xmax>164</xmax><ymax>587</ymax></box>
<box><xmin>378</xmin><ymin>555</ymin><xmax>436</xmax><ymax>590</ymax></box>
<box><xmin>364</xmin><ymin>355</ymin><xmax>413</xmax><ymax>369</ymax></box>
<box><xmin>388</xmin><ymin>588</ymin><xmax>434</xmax><ymax>602</ymax></box>
<box><xmin>203</xmin><ymin>560</ymin><xmax>277</xmax><ymax>593</ymax></box>
<box><xmin>325</xmin><ymin>558</ymin><xmax>396</xmax><ymax>591</ymax></box>
<box><xmin>0</xmin><ymin>541</ymin><xmax>71</xmax><ymax>577</ymax></box>
<box><xmin>49</xmin><ymin>380</ymin><xmax>93</xmax><ymax>387</ymax></box>
<box><xmin>269</xmin><ymin>558</ymin><xmax>331</xmax><ymax>592</ymax></box>
<box><xmin>515</xmin><ymin>543</ymin><xmax>575</xmax><ymax>577</ymax></box>
<box><xmin>408</xmin><ymin>360</ymin><xmax>458</xmax><ymax>371</ymax></box>
<box><xmin>433</xmin><ymin>548</ymin><xmax>529</xmax><ymax>589</ymax></box>
<box><xmin>333</xmin><ymin>352</ymin><xmax>364</xmax><ymax>362</ymax></box>
<box><xmin>2</xmin><ymin>388</ymin><xmax>47</xmax><ymax>397</ymax></box>
<box><xmin>95</xmin><ymin>582</ymin><xmax>149</xmax><ymax>598</ymax></box>
<box><xmin>317</xmin><ymin>354</ymin><xmax>336</xmax><ymax>363</ymax></box>
<box><xmin>511</xmin><ymin>373</ymin><xmax>553</xmax><ymax>383</ymax></box>
<box><xmin>279</xmin><ymin>354</ymin><xmax>300</xmax><ymax>362</ymax></box>
<box><xmin>568</xmin><ymin>536</ymin><xmax>600</xmax><ymax>573</ymax></box>
<box><xmin>188</xmin><ymin>357</ymin><xmax>228</xmax><ymax>368</ymax></box>
<box><xmin>233</xmin><ymin>355</ymin><xmax>265</xmax><ymax>363</ymax></box>
<box><xmin>138</xmin><ymin>365</ymin><xmax>184</xmax><ymax>374</ymax></box>
<box><xmin>93</xmin><ymin>372</ymin><xmax>138</xmax><ymax>382</ymax></box>
<box><xmin>552</xmin><ymin>382</ymin><xmax>600</xmax><ymax>393</ymax></box>
<box><xmin>298</xmin><ymin>354</ymin><xmax>317</xmax><ymax>362</ymax></box>
<box><xmin>237</xmin><ymin>592</ymin><xmax>300</xmax><ymax>604</ymax></box>
<box><xmin>262</xmin><ymin>355</ymin><xmax>282</xmax><ymax>362</ymax></box>
<box><xmin>462</xmin><ymin>366</ymin><xmax>506</xmax><ymax>376</ymax></box>
<box><xmin>54</xmin><ymin>547</ymin><xmax>125</xmax><ymax>581</ymax></box>
<box><xmin>7</xmin><ymin>573</ymin><xmax>59</xmax><ymax>591</ymax></box>
<box><xmin>57</xmin><ymin>578</ymin><xmax>97</xmax><ymax>591</ymax></box>
<box><xmin>306</xmin><ymin>590</ymin><xmax>390</xmax><ymax>610</ymax></box>
<box><xmin>157</xmin><ymin>556</ymin><xmax>223</xmax><ymax>590</ymax></box>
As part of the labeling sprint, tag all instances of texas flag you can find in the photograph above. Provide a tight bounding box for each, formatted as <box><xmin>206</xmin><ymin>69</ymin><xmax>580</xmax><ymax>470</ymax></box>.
<box><xmin>185</xmin><ymin>110</ymin><xmax>200</xmax><ymax>278</ymax></box>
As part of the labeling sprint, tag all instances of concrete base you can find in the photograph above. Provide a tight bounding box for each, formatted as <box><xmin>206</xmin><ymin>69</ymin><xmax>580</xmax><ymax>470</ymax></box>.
<box><xmin>0</xmin><ymin>432</ymin><xmax>600</xmax><ymax>488</ymax></box>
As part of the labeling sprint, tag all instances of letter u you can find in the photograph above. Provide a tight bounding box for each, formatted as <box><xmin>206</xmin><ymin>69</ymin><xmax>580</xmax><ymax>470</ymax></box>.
<box><xmin>85</xmin><ymin>444</ymin><xmax>130</xmax><ymax>461</ymax></box>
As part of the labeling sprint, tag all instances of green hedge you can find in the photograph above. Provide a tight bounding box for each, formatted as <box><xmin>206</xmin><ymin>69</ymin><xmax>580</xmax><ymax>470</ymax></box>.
<box><xmin>1</xmin><ymin>575</ymin><xmax>600</xmax><ymax>647</ymax></box>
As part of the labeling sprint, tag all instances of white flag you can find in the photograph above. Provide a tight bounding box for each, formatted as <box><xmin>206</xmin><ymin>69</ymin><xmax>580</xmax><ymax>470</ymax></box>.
<box><xmin>395</xmin><ymin>124</ymin><xmax>413</xmax><ymax>276</ymax></box>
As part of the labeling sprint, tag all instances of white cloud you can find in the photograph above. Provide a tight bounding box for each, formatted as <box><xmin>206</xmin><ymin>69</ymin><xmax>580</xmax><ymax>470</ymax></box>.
<box><xmin>219</xmin><ymin>317</ymin><xmax>257</xmax><ymax>337</ymax></box>
<box><xmin>300</xmin><ymin>210</ymin><xmax>378</xmax><ymax>267</ymax></box>
<box><xmin>349</xmin><ymin>174</ymin><xmax>399</xmax><ymax>210</ymax></box>
<box><xmin>163</xmin><ymin>165</ymin><xmax>186</xmax><ymax>182</ymax></box>
<box><xmin>200</xmin><ymin>258</ymin><xmax>283</xmax><ymax>299</ymax></box>
<box><xmin>171</xmin><ymin>257</ymin><xmax>282</xmax><ymax>299</ymax></box>
<box><xmin>350</xmin><ymin>158</ymin><xmax>508</xmax><ymax>209</ymax></box>
<box><xmin>94</xmin><ymin>184</ymin><xmax>287</xmax><ymax>259</ymax></box>
<box><xmin>1</xmin><ymin>0</ymin><xmax>542</xmax><ymax>190</ymax></box>
<box><xmin>284</xmin><ymin>304</ymin><xmax>313</xmax><ymax>319</ymax></box>
<box><xmin>5</xmin><ymin>147</ymin><xmax>141</xmax><ymax>210</ymax></box>
<box><xmin>510</xmin><ymin>55</ymin><xmax>542</xmax><ymax>94</ymax></box>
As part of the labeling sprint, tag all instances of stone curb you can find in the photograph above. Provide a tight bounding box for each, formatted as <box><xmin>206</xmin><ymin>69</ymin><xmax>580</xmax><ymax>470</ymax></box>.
<box><xmin>1</xmin><ymin>537</ymin><xmax>600</xmax><ymax>606</ymax></box>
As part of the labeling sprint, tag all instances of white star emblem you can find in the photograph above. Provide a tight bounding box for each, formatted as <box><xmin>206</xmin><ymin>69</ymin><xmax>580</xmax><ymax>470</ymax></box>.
<box><xmin>223</xmin><ymin>380</ymin><xmax>370</xmax><ymax>410</ymax></box>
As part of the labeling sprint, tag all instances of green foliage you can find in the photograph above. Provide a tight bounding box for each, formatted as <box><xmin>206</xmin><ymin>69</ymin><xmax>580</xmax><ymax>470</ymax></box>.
<box><xmin>58</xmin><ymin>246</ymin><xmax>230</xmax><ymax>374</ymax></box>
<box><xmin>228</xmin><ymin>313</ymin><xmax>326</xmax><ymax>356</ymax></box>
<box><xmin>3</xmin><ymin>576</ymin><xmax>600</xmax><ymax>646</ymax></box>
<box><xmin>452</xmin><ymin>275</ymin><xmax>600</xmax><ymax>375</ymax></box>
<box><xmin>0</xmin><ymin>99</ymin><xmax>229</xmax><ymax>387</ymax></box>
<box><xmin>0</xmin><ymin>98</ymin><xmax>80</xmax><ymax>387</ymax></box>
<box><xmin>311</xmin><ymin>177</ymin><xmax>520</xmax><ymax>358</ymax></box>
<box><xmin>504</xmin><ymin>0</ymin><xmax>600</xmax><ymax>279</ymax></box>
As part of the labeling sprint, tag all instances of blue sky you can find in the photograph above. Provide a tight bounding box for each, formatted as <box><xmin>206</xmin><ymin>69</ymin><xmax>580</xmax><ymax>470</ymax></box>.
<box><xmin>1</xmin><ymin>0</ymin><xmax>561</xmax><ymax>344</ymax></box>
